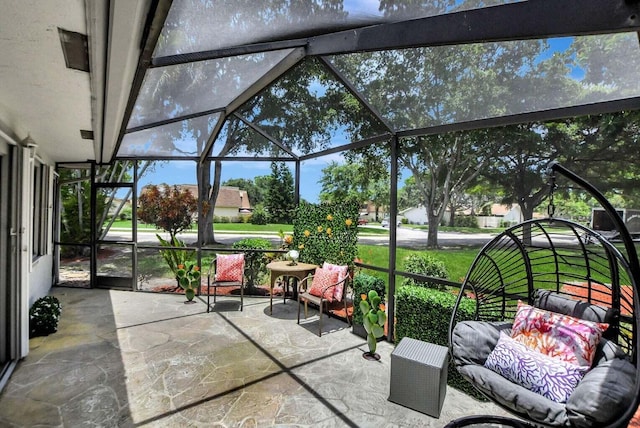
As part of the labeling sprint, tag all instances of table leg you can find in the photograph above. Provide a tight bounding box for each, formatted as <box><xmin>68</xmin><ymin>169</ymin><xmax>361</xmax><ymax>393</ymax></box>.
<box><xmin>269</xmin><ymin>272</ymin><xmax>279</xmax><ymax>315</ymax></box>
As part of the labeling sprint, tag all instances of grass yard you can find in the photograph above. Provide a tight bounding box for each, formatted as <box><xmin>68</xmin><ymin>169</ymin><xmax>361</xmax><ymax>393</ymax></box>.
<box><xmin>356</xmin><ymin>244</ymin><xmax>479</xmax><ymax>288</ymax></box>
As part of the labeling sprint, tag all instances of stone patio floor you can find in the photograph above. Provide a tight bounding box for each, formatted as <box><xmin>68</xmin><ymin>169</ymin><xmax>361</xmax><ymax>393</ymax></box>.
<box><xmin>0</xmin><ymin>287</ymin><xmax>512</xmax><ymax>427</ymax></box>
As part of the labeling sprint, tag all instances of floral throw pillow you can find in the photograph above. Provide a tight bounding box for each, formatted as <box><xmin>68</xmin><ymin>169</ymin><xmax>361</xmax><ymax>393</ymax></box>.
<box><xmin>322</xmin><ymin>262</ymin><xmax>349</xmax><ymax>301</ymax></box>
<box><xmin>485</xmin><ymin>332</ymin><xmax>589</xmax><ymax>403</ymax></box>
<box><xmin>308</xmin><ymin>268</ymin><xmax>339</xmax><ymax>302</ymax></box>
<box><xmin>511</xmin><ymin>302</ymin><xmax>608</xmax><ymax>367</ymax></box>
<box><xmin>215</xmin><ymin>254</ymin><xmax>244</xmax><ymax>282</ymax></box>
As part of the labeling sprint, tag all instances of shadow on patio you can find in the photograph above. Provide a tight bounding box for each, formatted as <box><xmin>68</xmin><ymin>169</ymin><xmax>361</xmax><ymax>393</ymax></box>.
<box><xmin>0</xmin><ymin>287</ymin><xmax>510</xmax><ymax>427</ymax></box>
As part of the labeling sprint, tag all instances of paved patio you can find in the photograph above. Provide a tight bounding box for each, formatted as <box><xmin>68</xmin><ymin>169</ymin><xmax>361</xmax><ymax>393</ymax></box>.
<box><xmin>0</xmin><ymin>287</ymin><xmax>510</xmax><ymax>427</ymax></box>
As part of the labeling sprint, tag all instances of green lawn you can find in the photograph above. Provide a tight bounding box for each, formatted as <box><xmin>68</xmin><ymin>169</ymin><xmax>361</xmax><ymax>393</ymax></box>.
<box><xmin>110</xmin><ymin>220</ymin><xmax>485</xmax><ymax>290</ymax></box>
<box><xmin>356</xmin><ymin>244</ymin><xmax>478</xmax><ymax>286</ymax></box>
<box><xmin>109</xmin><ymin>220</ymin><xmax>384</xmax><ymax>235</ymax></box>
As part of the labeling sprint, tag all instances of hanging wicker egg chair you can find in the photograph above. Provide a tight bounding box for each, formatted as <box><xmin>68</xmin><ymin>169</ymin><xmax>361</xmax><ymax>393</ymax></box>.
<box><xmin>448</xmin><ymin>163</ymin><xmax>640</xmax><ymax>428</ymax></box>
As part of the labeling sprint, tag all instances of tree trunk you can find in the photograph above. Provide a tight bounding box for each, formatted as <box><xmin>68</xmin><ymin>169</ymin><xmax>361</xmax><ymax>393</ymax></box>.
<box><xmin>518</xmin><ymin>197</ymin><xmax>536</xmax><ymax>245</ymax></box>
<box><xmin>426</xmin><ymin>210</ymin><xmax>440</xmax><ymax>248</ymax></box>
<box><xmin>199</xmin><ymin>159</ymin><xmax>219</xmax><ymax>245</ymax></box>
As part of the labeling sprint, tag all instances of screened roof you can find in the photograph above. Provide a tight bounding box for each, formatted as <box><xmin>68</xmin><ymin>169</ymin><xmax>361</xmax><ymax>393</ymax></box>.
<box><xmin>114</xmin><ymin>0</ymin><xmax>640</xmax><ymax>162</ymax></box>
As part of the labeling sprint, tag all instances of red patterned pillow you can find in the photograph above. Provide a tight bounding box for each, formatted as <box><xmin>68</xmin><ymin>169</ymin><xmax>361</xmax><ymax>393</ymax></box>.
<box><xmin>215</xmin><ymin>254</ymin><xmax>244</xmax><ymax>282</ymax></box>
<box><xmin>322</xmin><ymin>262</ymin><xmax>349</xmax><ymax>301</ymax></box>
<box><xmin>308</xmin><ymin>268</ymin><xmax>339</xmax><ymax>302</ymax></box>
<box><xmin>511</xmin><ymin>301</ymin><xmax>608</xmax><ymax>367</ymax></box>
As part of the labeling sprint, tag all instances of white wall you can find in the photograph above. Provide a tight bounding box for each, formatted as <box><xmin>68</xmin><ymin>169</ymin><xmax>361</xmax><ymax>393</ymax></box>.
<box><xmin>214</xmin><ymin>207</ymin><xmax>240</xmax><ymax>221</ymax></box>
<box><xmin>402</xmin><ymin>206</ymin><xmax>428</xmax><ymax>224</ymax></box>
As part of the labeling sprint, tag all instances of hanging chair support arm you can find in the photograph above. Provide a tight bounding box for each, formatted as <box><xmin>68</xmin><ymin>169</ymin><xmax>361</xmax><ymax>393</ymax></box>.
<box><xmin>548</xmin><ymin>162</ymin><xmax>640</xmax><ymax>288</ymax></box>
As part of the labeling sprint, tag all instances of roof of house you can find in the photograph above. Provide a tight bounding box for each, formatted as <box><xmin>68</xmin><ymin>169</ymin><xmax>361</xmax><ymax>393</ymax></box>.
<box><xmin>142</xmin><ymin>184</ymin><xmax>251</xmax><ymax>209</ymax></box>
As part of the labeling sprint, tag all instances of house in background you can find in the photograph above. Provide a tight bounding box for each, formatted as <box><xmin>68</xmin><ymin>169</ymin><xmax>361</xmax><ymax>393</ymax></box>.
<box><xmin>401</xmin><ymin>206</ymin><xmax>428</xmax><ymax>225</ymax></box>
<box><xmin>176</xmin><ymin>185</ymin><xmax>252</xmax><ymax>222</ymax></box>
<box><xmin>476</xmin><ymin>204</ymin><xmax>524</xmax><ymax>228</ymax></box>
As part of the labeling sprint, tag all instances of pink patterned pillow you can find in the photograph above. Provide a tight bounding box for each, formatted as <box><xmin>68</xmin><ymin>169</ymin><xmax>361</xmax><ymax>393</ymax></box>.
<box><xmin>308</xmin><ymin>268</ymin><xmax>339</xmax><ymax>302</ymax></box>
<box><xmin>511</xmin><ymin>302</ymin><xmax>608</xmax><ymax>367</ymax></box>
<box><xmin>322</xmin><ymin>262</ymin><xmax>349</xmax><ymax>301</ymax></box>
<box><xmin>485</xmin><ymin>332</ymin><xmax>588</xmax><ymax>403</ymax></box>
<box><xmin>215</xmin><ymin>254</ymin><xmax>244</xmax><ymax>282</ymax></box>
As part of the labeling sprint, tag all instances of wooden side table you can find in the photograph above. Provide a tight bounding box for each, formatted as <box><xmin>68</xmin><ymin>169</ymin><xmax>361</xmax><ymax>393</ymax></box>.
<box><xmin>266</xmin><ymin>260</ymin><xmax>317</xmax><ymax>314</ymax></box>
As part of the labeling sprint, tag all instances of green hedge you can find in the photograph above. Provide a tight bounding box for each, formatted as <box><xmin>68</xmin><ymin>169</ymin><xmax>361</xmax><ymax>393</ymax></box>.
<box><xmin>394</xmin><ymin>286</ymin><xmax>483</xmax><ymax>399</ymax></box>
<box><xmin>352</xmin><ymin>273</ymin><xmax>386</xmax><ymax>326</ymax></box>
<box><xmin>232</xmin><ymin>238</ymin><xmax>273</xmax><ymax>290</ymax></box>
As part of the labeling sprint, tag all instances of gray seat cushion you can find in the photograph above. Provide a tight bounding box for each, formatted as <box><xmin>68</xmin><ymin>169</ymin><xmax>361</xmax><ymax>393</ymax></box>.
<box><xmin>566</xmin><ymin>358</ymin><xmax>636</xmax><ymax>428</ymax></box>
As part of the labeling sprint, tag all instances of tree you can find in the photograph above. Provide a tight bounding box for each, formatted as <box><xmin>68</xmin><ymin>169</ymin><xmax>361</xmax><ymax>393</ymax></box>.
<box><xmin>265</xmin><ymin>162</ymin><xmax>295</xmax><ymax>224</ymax></box>
<box><xmin>223</xmin><ymin>177</ymin><xmax>266</xmax><ymax>207</ymax></box>
<box><xmin>400</xmin><ymin>130</ymin><xmax>494</xmax><ymax>247</ymax></box>
<box><xmin>137</xmin><ymin>184</ymin><xmax>198</xmax><ymax>241</ymax></box>
<box><xmin>319</xmin><ymin>161</ymin><xmax>367</xmax><ymax>203</ymax></box>
<box><xmin>482</xmin><ymin>111</ymin><xmax>640</xmax><ymax>225</ymax></box>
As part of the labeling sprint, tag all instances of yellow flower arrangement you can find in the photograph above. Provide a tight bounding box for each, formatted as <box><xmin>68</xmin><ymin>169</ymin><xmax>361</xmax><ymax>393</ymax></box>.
<box><xmin>317</xmin><ymin>225</ymin><xmax>323</xmax><ymax>233</ymax></box>
<box><xmin>326</xmin><ymin>227</ymin><xmax>332</xmax><ymax>235</ymax></box>
<box><xmin>304</xmin><ymin>229</ymin><xmax>311</xmax><ymax>237</ymax></box>
<box><xmin>326</xmin><ymin>214</ymin><xmax>334</xmax><ymax>221</ymax></box>
<box><xmin>345</xmin><ymin>218</ymin><xmax>353</xmax><ymax>227</ymax></box>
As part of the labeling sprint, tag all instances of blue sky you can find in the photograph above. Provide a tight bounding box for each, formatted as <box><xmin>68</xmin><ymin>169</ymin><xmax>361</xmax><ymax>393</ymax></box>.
<box><xmin>138</xmin><ymin>156</ymin><xmax>341</xmax><ymax>203</ymax></box>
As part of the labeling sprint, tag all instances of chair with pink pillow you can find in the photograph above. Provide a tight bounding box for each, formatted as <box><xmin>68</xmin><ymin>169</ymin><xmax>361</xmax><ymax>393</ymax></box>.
<box><xmin>297</xmin><ymin>264</ymin><xmax>351</xmax><ymax>336</ymax></box>
<box><xmin>207</xmin><ymin>253</ymin><xmax>245</xmax><ymax>311</ymax></box>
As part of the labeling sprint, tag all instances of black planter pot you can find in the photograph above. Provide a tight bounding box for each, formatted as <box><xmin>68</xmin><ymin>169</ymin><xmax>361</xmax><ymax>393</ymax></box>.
<box><xmin>352</xmin><ymin>323</ymin><xmax>367</xmax><ymax>338</ymax></box>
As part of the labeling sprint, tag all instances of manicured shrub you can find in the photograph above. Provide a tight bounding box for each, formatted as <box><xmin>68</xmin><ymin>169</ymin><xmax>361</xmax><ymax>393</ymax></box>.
<box><xmin>394</xmin><ymin>286</ymin><xmax>482</xmax><ymax>399</ymax></box>
<box><xmin>401</xmin><ymin>253</ymin><xmax>448</xmax><ymax>291</ymax></box>
<box><xmin>454</xmin><ymin>215</ymin><xmax>479</xmax><ymax>228</ymax></box>
<box><xmin>232</xmin><ymin>238</ymin><xmax>273</xmax><ymax>290</ymax></box>
<box><xmin>250</xmin><ymin>206</ymin><xmax>268</xmax><ymax>225</ymax></box>
<box><xmin>352</xmin><ymin>273</ymin><xmax>386</xmax><ymax>326</ymax></box>
<box><xmin>29</xmin><ymin>296</ymin><xmax>62</xmax><ymax>337</ymax></box>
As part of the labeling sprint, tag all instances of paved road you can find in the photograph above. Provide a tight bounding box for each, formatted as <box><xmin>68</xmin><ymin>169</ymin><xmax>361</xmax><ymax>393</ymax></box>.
<box><xmin>106</xmin><ymin>226</ymin><xmax>496</xmax><ymax>248</ymax></box>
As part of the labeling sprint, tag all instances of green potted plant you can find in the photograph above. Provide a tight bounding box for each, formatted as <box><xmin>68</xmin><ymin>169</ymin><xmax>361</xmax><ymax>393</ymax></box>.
<box><xmin>352</xmin><ymin>273</ymin><xmax>386</xmax><ymax>339</ymax></box>
<box><xmin>176</xmin><ymin>263</ymin><xmax>201</xmax><ymax>303</ymax></box>
<box><xmin>359</xmin><ymin>290</ymin><xmax>387</xmax><ymax>360</ymax></box>
<box><xmin>29</xmin><ymin>296</ymin><xmax>62</xmax><ymax>337</ymax></box>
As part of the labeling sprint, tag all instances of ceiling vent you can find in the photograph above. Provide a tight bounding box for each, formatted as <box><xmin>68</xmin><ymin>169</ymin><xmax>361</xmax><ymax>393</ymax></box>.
<box><xmin>80</xmin><ymin>130</ymin><xmax>94</xmax><ymax>140</ymax></box>
<box><xmin>58</xmin><ymin>28</ymin><xmax>90</xmax><ymax>72</ymax></box>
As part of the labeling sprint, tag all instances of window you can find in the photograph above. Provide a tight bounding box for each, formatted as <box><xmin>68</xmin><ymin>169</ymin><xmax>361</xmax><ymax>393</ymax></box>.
<box><xmin>32</xmin><ymin>162</ymin><xmax>50</xmax><ymax>259</ymax></box>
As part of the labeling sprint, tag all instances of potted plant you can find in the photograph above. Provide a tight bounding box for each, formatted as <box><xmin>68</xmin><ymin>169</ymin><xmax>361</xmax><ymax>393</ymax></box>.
<box><xmin>359</xmin><ymin>290</ymin><xmax>387</xmax><ymax>360</ymax></box>
<box><xmin>352</xmin><ymin>273</ymin><xmax>386</xmax><ymax>339</ymax></box>
<box><xmin>176</xmin><ymin>263</ymin><xmax>201</xmax><ymax>303</ymax></box>
<box><xmin>29</xmin><ymin>296</ymin><xmax>62</xmax><ymax>337</ymax></box>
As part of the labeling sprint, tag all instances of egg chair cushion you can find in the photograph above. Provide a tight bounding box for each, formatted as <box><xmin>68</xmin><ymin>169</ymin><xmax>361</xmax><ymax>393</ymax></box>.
<box><xmin>452</xmin><ymin>319</ymin><xmax>636</xmax><ymax>428</ymax></box>
<box><xmin>566</xmin><ymin>357</ymin><xmax>636</xmax><ymax>428</ymax></box>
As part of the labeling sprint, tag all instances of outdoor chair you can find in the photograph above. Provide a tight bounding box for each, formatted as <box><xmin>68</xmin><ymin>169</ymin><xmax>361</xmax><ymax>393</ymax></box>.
<box><xmin>207</xmin><ymin>253</ymin><xmax>245</xmax><ymax>312</ymax></box>
<box><xmin>448</xmin><ymin>163</ymin><xmax>640</xmax><ymax>428</ymax></box>
<box><xmin>297</xmin><ymin>262</ymin><xmax>351</xmax><ymax>336</ymax></box>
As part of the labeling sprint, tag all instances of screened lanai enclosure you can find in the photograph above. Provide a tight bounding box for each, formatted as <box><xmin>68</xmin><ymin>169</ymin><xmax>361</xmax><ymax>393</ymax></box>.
<box><xmin>55</xmin><ymin>1</ymin><xmax>640</xmax><ymax>342</ymax></box>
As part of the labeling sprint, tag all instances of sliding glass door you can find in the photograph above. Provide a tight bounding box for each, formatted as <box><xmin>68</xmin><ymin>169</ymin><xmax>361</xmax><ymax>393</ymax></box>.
<box><xmin>0</xmin><ymin>140</ymin><xmax>19</xmax><ymax>388</ymax></box>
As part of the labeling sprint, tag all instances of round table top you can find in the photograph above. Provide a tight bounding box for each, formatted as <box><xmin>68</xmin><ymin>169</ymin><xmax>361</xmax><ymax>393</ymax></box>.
<box><xmin>265</xmin><ymin>260</ymin><xmax>318</xmax><ymax>272</ymax></box>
